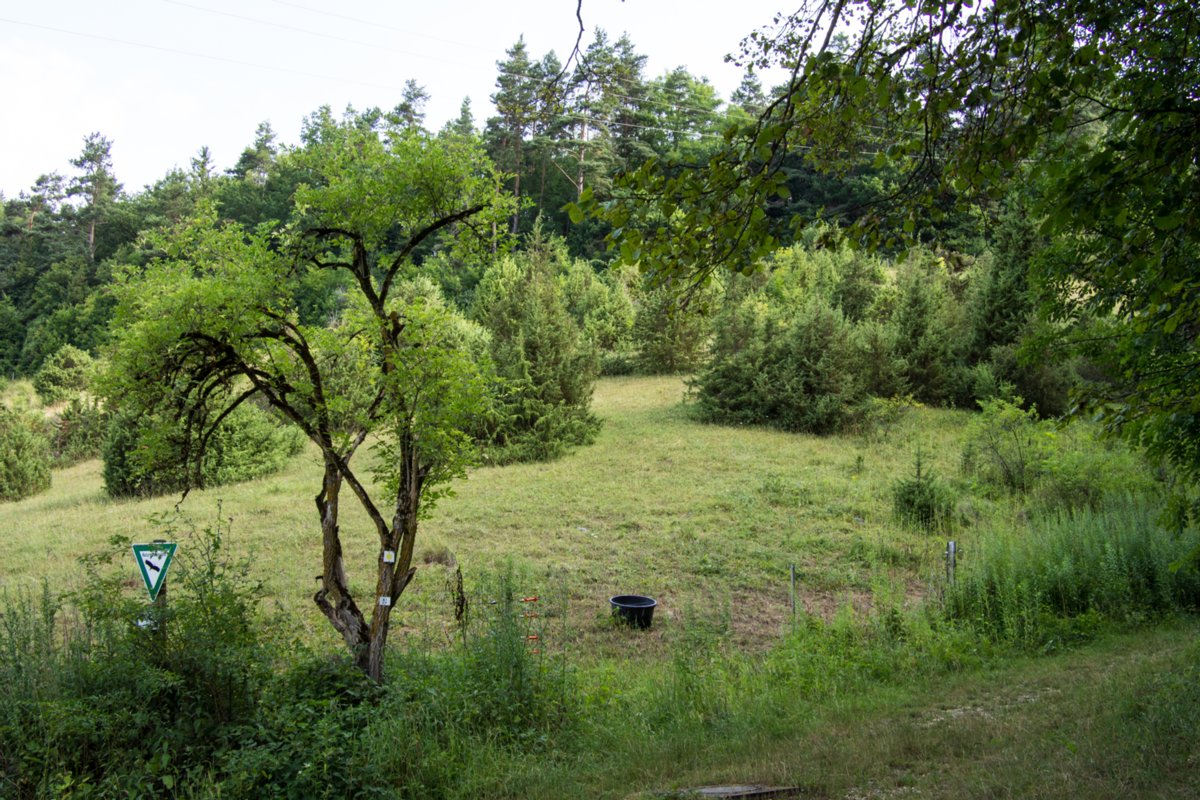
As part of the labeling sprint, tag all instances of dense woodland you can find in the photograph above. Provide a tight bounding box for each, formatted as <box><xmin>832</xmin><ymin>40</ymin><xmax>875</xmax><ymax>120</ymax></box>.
<box><xmin>0</xmin><ymin>29</ymin><xmax>973</xmax><ymax>382</ymax></box>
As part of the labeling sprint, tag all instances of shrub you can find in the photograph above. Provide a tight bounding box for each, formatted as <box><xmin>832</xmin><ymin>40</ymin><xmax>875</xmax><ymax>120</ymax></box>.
<box><xmin>852</xmin><ymin>319</ymin><xmax>908</xmax><ymax>398</ymax></box>
<box><xmin>1035</xmin><ymin>424</ymin><xmax>1157</xmax><ymax>511</ymax></box>
<box><xmin>632</xmin><ymin>282</ymin><xmax>714</xmax><ymax>374</ymax></box>
<box><xmin>891</xmin><ymin>253</ymin><xmax>972</xmax><ymax>407</ymax></box>
<box><xmin>472</xmin><ymin>248</ymin><xmax>601</xmax><ymax>464</ymax></box>
<box><xmin>31</xmin><ymin>344</ymin><xmax>94</xmax><ymax>404</ymax></box>
<box><xmin>962</xmin><ymin>397</ymin><xmax>1156</xmax><ymax>510</ymax></box>
<box><xmin>695</xmin><ymin>297</ymin><xmax>865</xmax><ymax>434</ymax></box>
<box><xmin>892</xmin><ymin>449</ymin><xmax>955</xmax><ymax>532</ymax></box>
<box><xmin>960</xmin><ymin>396</ymin><xmax>1047</xmax><ymax>494</ymax></box>
<box><xmin>559</xmin><ymin>258</ymin><xmax>635</xmax><ymax>355</ymax></box>
<box><xmin>102</xmin><ymin>402</ymin><xmax>303</xmax><ymax>498</ymax></box>
<box><xmin>0</xmin><ymin>408</ymin><xmax>51</xmax><ymax>502</ymax></box>
<box><xmin>47</xmin><ymin>396</ymin><xmax>109</xmax><ymax>468</ymax></box>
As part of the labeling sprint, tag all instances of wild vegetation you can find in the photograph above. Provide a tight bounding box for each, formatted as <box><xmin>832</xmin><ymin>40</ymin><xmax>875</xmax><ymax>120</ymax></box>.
<box><xmin>1</xmin><ymin>0</ymin><xmax>1198</xmax><ymax>795</ymax></box>
<box><xmin>2</xmin><ymin>377</ymin><xmax>1198</xmax><ymax>797</ymax></box>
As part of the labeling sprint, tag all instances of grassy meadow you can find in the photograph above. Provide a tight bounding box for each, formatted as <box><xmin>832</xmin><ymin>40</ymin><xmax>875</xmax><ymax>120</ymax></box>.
<box><xmin>2</xmin><ymin>375</ymin><xmax>980</xmax><ymax>657</ymax></box>
<box><xmin>3</xmin><ymin>375</ymin><xmax>1199</xmax><ymax>799</ymax></box>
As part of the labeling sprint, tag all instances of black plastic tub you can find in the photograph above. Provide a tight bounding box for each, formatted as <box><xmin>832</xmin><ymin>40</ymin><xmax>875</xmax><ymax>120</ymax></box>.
<box><xmin>609</xmin><ymin>595</ymin><xmax>657</xmax><ymax>629</ymax></box>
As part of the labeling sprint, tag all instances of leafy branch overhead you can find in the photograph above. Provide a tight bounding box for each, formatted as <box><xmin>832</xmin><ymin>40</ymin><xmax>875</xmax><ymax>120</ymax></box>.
<box><xmin>582</xmin><ymin>0</ymin><xmax>1200</xmax><ymax>482</ymax></box>
<box><xmin>584</xmin><ymin>0</ymin><xmax>1195</xmax><ymax>278</ymax></box>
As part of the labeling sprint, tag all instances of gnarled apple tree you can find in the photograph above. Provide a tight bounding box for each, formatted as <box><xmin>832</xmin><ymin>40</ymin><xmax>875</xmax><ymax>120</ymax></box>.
<box><xmin>106</xmin><ymin>123</ymin><xmax>513</xmax><ymax>680</ymax></box>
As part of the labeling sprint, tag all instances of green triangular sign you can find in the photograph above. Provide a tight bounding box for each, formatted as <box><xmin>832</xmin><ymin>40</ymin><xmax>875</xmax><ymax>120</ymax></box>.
<box><xmin>132</xmin><ymin>542</ymin><xmax>177</xmax><ymax>601</ymax></box>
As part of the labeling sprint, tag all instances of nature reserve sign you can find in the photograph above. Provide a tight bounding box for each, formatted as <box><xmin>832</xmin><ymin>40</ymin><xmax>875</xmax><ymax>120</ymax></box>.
<box><xmin>131</xmin><ymin>541</ymin><xmax>177</xmax><ymax>602</ymax></box>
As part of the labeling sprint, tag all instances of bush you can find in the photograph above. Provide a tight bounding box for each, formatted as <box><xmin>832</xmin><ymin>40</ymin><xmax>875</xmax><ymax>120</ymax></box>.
<box><xmin>1035</xmin><ymin>424</ymin><xmax>1157</xmax><ymax>511</ymax></box>
<box><xmin>0</xmin><ymin>407</ymin><xmax>51</xmax><ymax>502</ymax></box>
<box><xmin>892</xmin><ymin>449</ymin><xmax>955</xmax><ymax>532</ymax></box>
<box><xmin>891</xmin><ymin>253</ymin><xmax>972</xmax><ymax>407</ymax></box>
<box><xmin>47</xmin><ymin>396</ymin><xmax>109</xmax><ymax>468</ymax></box>
<box><xmin>852</xmin><ymin>319</ymin><xmax>908</xmax><ymax>398</ymax></box>
<box><xmin>962</xmin><ymin>397</ymin><xmax>1156</xmax><ymax>510</ymax></box>
<box><xmin>31</xmin><ymin>344</ymin><xmax>94</xmax><ymax>404</ymax></box>
<box><xmin>695</xmin><ymin>297</ymin><xmax>865</xmax><ymax>434</ymax></box>
<box><xmin>102</xmin><ymin>401</ymin><xmax>303</xmax><ymax>498</ymax></box>
<box><xmin>559</xmin><ymin>258</ymin><xmax>635</xmax><ymax>355</ymax></box>
<box><xmin>472</xmin><ymin>246</ymin><xmax>601</xmax><ymax>465</ymax></box>
<box><xmin>960</xmin><ymin>397</ymin><xmax>1048</xmax><ymax>494</ymax></box>
<box><xmin>632</xmin><ymin>282</ymin><xmax>714</xmax><ymax>374</ymax></box>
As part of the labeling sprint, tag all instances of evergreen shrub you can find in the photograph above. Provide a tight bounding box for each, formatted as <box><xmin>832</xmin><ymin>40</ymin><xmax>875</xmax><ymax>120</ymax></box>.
<box><xmin>47</xmin><ymin>396</ymin><xmax>109</xmax><ymax>467</ymax></box>
<box><xmin>695</xmin><ymin>297</ymin><xmax>864</xmax><ymax>434</ymax></box>
<box><xmin>31</xmin><ymin>344</ymin><xmax>94</xmax><ymax>404</ymax></box>
<box><xmin>892</xmin><ymin>449</ymin><xmax>955</xmax><ymax>532</ymax></box>
<box><xmin>632</xmin><ymin>282</ymin><xmax>713</xmax><ymax>374</ymax></box>
<box><xmin>472</xmin><ymin>246</ymin><xmax>601</xmax><ymax>464</ymax></box>
<box><xmin>0</xmin><ymin>408</ymin><xmax>52</xmax><ymax>502</ymax></box>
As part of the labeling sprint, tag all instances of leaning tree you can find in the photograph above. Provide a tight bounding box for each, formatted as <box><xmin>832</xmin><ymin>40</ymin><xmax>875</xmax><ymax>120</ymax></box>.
<box><xmin>106</xmin><ymin>120</ymin><xmax>513</xmax><ymax>680</ymax></box>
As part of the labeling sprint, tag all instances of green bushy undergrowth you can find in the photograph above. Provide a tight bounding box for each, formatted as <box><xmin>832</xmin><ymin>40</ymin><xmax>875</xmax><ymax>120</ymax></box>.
<box><xmin>632</xmin><ymin>283</ymin><xmax>714</xmax><ymax>375</ymax></box>
<box><xmin>946</xmin><ymin>496</ymin><xmax>1200</xmax><ymax>649</ymax></box>
<box><xmin>0</xmin><ymin>407</ymin><xmax>51</xmax><ymax>502</ymax></box>
<box><xmin>892</xmin><ymin>449</ymin><xmax>955</xmax><ymax>532</ymax></box>
<box><xmin>102</xmin><ymin>402</ymin><xmax>304</xmax><ymax>498</ymax></box>
<box><xmin>45</xmin><ymin>397</ymin><xmax>108</xmax><ymax>468</ymax></box>
<box><xmin>471</xmin><ymin>239</ymin><xmax>601</xmax><ymax>465</ymax></box>
<box><xmin>0</xmin><ymin>546</ymin><xmax>575</xmax><ymax>800</ymax></box>
<box><xmin>961</xmin><ymin>397</ymin><xmax>1157</xmax><ymax>510</ymax></box>
<box><xmin>0</xmin><ymin>514</ymin><xmax>267</xmax><ymax>798</ymax></box>
<box><xmin>692</xmin><ymin>231</ymin><xmax>1088</xmax><ymax>434</ymax></box>
<box><xmin>693</xmin><ymin>297</ymin><xmax>865</xmax><ymax>434</ymax></box>
<box><xmin>31</xmin><ymin>345</ymin><xmax>94</xmax><ymax>405</ymax></box>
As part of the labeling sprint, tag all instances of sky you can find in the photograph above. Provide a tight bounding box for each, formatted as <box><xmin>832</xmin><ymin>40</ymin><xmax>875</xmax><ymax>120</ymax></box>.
<box><xmin>0</xmin><ymin>0</ymin><xmax>792</xmax><ymax>198</ymax></box>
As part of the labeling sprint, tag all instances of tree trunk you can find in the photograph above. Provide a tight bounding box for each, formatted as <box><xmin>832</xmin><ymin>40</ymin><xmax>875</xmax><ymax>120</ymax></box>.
<box><xmin>312</xmin><ymin>460</ymin><xmax>369</xmax><ymax>664</ymax></box>
<box><xmin>363</xmin><ymin>445</ymin><xmax>423</xmax><ymax>681</ymax></box>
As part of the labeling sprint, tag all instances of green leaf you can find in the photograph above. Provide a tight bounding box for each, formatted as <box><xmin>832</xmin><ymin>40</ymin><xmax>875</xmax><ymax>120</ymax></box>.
<box><xmin>1154</xmin><ymin>213</ymin><xmax>1185</xmax><ymax>231</ymax></box>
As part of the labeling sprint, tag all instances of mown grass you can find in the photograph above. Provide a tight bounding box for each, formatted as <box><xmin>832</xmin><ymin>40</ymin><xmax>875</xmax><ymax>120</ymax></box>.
<box><xmin>1</xmin><ymin>375</ymin><xmax>979</xmax><ymax>656</ymax></box>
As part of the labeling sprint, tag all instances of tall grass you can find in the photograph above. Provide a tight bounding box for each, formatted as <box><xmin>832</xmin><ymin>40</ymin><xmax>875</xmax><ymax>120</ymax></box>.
<box><xmin>946</xmin><ymin>495</ymin><xmax>1200</xmax><ymax>648</ymax></box>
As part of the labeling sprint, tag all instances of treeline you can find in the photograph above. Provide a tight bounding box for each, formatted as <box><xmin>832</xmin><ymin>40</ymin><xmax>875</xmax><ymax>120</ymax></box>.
<box><xmin>0</xmin><ymin>28</ymin><xmax>950</xmax><ymax>382</ymax></box>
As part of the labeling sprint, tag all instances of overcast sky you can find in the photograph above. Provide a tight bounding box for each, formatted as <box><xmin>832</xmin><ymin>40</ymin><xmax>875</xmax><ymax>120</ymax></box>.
<box><xmin>0</xmin><ymin>0</ymin><xmax>792</xmax><ymax>198</ymax></box>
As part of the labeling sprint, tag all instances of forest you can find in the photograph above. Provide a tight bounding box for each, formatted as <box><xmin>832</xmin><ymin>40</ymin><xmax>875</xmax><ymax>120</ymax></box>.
<box><xmin>1</xmin><ymin>0</ymin><xmax>1198</xmax><ymax>797</ymax></box>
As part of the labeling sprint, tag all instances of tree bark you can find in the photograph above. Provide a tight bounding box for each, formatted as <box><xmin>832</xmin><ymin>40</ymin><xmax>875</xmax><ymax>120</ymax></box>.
<box><xmin>363</xmin><ymin>439</ymin><xmax>424</xmax><ymax>681</ymax></box>
<box><xmin>312</xmin><ymin>460</ymin><xmax>369</xmax><ymax>665</ymax></box>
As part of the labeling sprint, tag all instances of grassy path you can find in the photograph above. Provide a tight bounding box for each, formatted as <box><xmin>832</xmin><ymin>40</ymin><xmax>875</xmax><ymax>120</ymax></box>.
<box><xmin>516</xmin><ymin>623</ymin><xmax>1200</xmax><ymax>799</ymax></box>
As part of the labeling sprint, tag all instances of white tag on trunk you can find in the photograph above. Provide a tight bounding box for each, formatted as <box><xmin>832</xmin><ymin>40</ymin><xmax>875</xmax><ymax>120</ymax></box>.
<box><xmin>379</xmin><ymin>596</ymin><xmax>392</xmax><ymax>607</ymax></box>
<box><xmin>383</xmin><ymin>550</ymin><xmax>396</xmax><ymax>563</ymax></box>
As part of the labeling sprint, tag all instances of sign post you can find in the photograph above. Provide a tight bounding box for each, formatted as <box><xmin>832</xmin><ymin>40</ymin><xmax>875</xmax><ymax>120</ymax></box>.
<box><xmin>132</xmin><ymin>540</ymin><xmax>176</xmax><ymax>647</ymax></box>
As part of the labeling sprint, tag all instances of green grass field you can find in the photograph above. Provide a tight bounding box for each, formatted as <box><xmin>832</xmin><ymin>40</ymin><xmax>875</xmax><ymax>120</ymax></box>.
<box><xmin>3</xmin><ymin>375</ymin><xmax>982</xmax><ymax>657</ymax></box>
<box><xmin>4</xmin><ymin>375</ymin><xmax>1198</xmax><ymax>798</ymax></box>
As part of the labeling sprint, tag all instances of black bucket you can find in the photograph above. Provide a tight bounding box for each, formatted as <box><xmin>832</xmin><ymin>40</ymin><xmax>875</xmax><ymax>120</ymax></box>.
<box><xmin>610</xmin><ymin>595</ymin><xmax>657</xmax><ymax>629</ymax></box>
